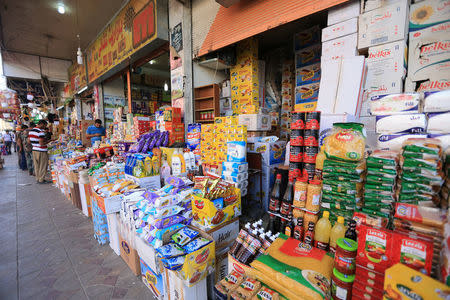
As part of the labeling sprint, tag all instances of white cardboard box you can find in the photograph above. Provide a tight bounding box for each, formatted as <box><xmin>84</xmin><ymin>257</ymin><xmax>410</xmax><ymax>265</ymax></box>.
<box><xmin>165</xmin><ymin>269</ymin><xmax>207</xmax><ymax>300</ymax></box>
<box><xmin>322</xmin><ymin>33</ymin><xmax>358</xmax><ymax>60</ymax></box>
<box><xmin>362</xmin><ymin>0</ymin><xmax>405</xmax><ymax>13</ymax></box>
<box><xmin>135</xmin><ymin>235</ymin><xmax>161</xmax><ymax>275</ymax></box>
<box><xmin>238</xmin><ymin>113</ymin><xmax>271</xmax><ymax>131</ymax></box>
<box><xmin>335</xmin><ymin>56</ymin><xmax>367</xmax><ymax>115</ymax></box>
<box><xmin>365</xmin><ymin>40</ymin><xmax>407</xmax><ymax>94</ymax></box>
<box><xmin>317</xmin><ymin>56</ymin><xmax>366</xmax><ymax>116</ymax></box>
<box><xmin>417</xmin><ymin>77</ymin><xmax>450</xmax><ymax>92</ymax></box>
<box><xmin>410</xmin><ymin>0</ymin><xmax>450</xmax><ymax>32</ymax></box>
<box><xmin>408</xmin><ymin>21</ymin><xmax>450</xmax><ymax>82</ymax></box>
<box><xmin>358</xmin><ymin>0</ymin><xmax>409</xmax><ymax>49</ymax></box>
<box><xmin>327</xmin><ymin>0</ymin><xmax>360</xmax><ymax>26</ymax></box>
<box><xmin>322</xmin><ymin>17</ymin><xmax>358</xmax><ymax>42</ymax></box>
<box><xmin>107</xmin><ymin>213</ymin><xmax>120</xmax><ymax>256</ymax></box>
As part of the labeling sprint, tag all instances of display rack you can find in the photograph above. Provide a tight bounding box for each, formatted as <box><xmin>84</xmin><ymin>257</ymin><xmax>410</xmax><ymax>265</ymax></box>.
<box><xmin>194</xmin><ymin>84</ymin><xmax>219</xmax><ymax>123</ymax></box>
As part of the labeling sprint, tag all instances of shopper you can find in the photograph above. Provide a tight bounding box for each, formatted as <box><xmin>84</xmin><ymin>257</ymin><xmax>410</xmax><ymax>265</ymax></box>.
<box><xmin>3</xmin><ymin>131</ymin><xmax>12</xmax><ymax>154</ymax></box>
<box><xmin>12</xmin><ymin>130</ymin><xmax>16</xmax><ymax>152</ymax></box>
<box><xmin>16</xmin><ymin>125</ymin><xmax>28</xmax><ymax>171</ymax></box>
<box><xmin>29</xmin><ymin>120</ymin><xmax>50</xmax><ymax>184</ymax></box>
<box><xmin>86</xmin><ymin>119</ymin><xmax>106</xmax><ymax>146</ymax></box>
<box><xmin>24</xmin><ymin>122</ymin><xmax>35</xmax><ymax>176</ymax></box>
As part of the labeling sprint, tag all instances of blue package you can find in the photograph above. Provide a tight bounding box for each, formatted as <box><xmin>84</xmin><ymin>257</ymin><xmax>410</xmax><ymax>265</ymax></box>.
<box><xmin>172</xmin><ymin>227</ymin><xmax>199</xmax><ymax>246</ymax></box>
<box><xmin>154</xmin><ymin>223</ymin><xmax>185</xmax><ymax>240</ymax></box>
<box><xmin>227</xmin><ymin>141</ymin><xmax>246</xmax><ymax>162</ymax></box>
<box><xmin>182</xmin><ymin>237</ymin><xmax>212</xmax><ymax>254</ymax></box>
<box><xmin>161</xmin><ymin>256</ymin><xmax>185</xmax><ymax>270</ymax></box>
<box><xmin>212</xmin><ymin>198</ymin><xmax>224</xmax><ymax>210</ymax></box>
<box><xmin>156</xmin><ymin>242</ymin><xmax>185</xmax><ymax>258</ymax></box>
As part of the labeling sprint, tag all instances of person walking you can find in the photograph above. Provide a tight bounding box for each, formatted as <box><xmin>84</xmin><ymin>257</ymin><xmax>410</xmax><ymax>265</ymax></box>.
<box><xmin>16</xmin><ymin>125</ymin><xmax>28</xmax><ymax>170</ymax></box>
<box><xmin>3</xmin><ymin>131</ymin><xmax>12</xmax><ymax>154</ymax></box>
<box><xmin>24</xmin><ymin>122</ymin><xmax>35</xmax><ymax>176</ymax></box>
<box><xmin>29</xmin><ymin>120</ymin><xmax>50</xmax><ymax>183</ymax></box>
<box><xmin>12</xmin><ymin>130</ymin><xmax>17</xmax><ymax>152</ymax></box>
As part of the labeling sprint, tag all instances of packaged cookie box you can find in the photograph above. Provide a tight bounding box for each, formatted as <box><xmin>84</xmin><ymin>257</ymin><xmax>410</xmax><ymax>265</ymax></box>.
<box><xmin>191</xmin><ymin>186</ymin><xmax>241</xmax><ymax>229</ymax></box>
<box><xmin>160</xmin><ymin>225</ymin><xmax>215</xmax><ymax>287</ymax></box>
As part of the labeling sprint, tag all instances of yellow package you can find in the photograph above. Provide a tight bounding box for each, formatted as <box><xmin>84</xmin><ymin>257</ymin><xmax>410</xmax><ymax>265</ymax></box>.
<box><xmin>324</xmin><ymin>122</ymin><xmax>366</xmax><ymax>162</ymax></box>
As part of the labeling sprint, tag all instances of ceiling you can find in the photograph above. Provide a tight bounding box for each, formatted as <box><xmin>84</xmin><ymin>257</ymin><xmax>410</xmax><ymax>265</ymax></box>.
<box><xmin>0</xmin><ymin>0</ymin><xmax>127</xmax><ymax>61</ymax></box>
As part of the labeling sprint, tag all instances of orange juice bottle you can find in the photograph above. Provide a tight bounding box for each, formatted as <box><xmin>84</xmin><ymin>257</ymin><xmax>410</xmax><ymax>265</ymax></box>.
<box><xmin>314</xmin><ymin>211</ymin><xmax>331</xmax><ymax>251</ymax></box>
<box><xmin>329</xmin><ymin>216</ymin><xmax>346</xmax><ymax>254</ymax></box>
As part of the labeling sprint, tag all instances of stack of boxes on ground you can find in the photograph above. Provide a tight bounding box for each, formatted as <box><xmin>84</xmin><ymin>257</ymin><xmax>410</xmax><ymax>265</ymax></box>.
<box><xmin>156</xmin><ymin>107</ymin><xmax>184</xmax><ymax>145</ymax></box>
<box><xmin>280</xmin><ymin>62</ymin><xmax>294</xmax><ymax>139</ymax></box>
<box><xmin>294</xmin><ymin>26</ymin><xmax>321</xmax><ymax>112</ymax></box>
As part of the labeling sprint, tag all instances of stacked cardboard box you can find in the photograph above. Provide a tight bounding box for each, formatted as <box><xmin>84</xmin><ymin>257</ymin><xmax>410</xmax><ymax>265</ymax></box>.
<box><xmin>280</xmin><ymin>62</ymin><xmax>294</xmax><ymax>139</ymax></box>
<box><xmin>407</xmin><ymin>0</ymin><xmax>450</xmax><ymax>91</ymax></box>
<box><xmin>230</xmin><ymin>38</ymin><xmax>260</xmax><ymax>114</ymax></box>
<box><xmin>294</xmin><ymin>26</ymin><xmax>321</xmax><ymax>111</ymax></box>
<box><xmin>155</xmin><ymin>107</ymin><xmax>184</xmax><ymax>145</ymax></box>
<box><xmin>132</xmin><ymin>116</ymin><xmax>151</xmax><ymax>139</ymax></box>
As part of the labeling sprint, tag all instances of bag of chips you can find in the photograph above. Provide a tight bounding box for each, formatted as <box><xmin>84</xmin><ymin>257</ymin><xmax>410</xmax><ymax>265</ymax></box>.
<box><xmin>324</xmin><ymin>123</ymin><xmax>366</xmax><ymax>162</ymax></box>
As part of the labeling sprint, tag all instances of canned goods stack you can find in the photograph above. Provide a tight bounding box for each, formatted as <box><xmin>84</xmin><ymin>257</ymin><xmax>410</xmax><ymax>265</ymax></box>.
<box><xmin>289</xmin><ymin>111</ymin><xmax>321</xmax><ymax>182</ymax></box>
<box><xmin>362</xmin><ymin>150</ymin><xmax>399</xmax><ymax>222</ymax></box>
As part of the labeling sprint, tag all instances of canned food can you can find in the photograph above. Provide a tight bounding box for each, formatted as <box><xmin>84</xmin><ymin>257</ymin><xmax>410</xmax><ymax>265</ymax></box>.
<box><xmin>290</xmin><ymin>129</ymin><xmax>304</xmax><ymax>146</ymax></box>
<box><xmin>290</xmin><ymin>146</ymin><xmax>303</xmax><ymax>163</ymax></box>
<box><xmin>291</xmin><ymin>112</ymin><xmax>305</xmax><ymax>130</ymax></box>
<box><xmin>303</xmin><ymin>146</ymin><xmax>318</xmax><ymax>163</ymax></box>
<box><xmin>303</xmin><ymin>163</ymin><xmax>316</xmax><ymax>181</ymax></box>
<box><xmin>305</xmin><ymin>111</ymin><xmax>321</xmax><ymax>130</ymax></box>
<box><xmin>304</xmin><ymin>129</ymin><xmax>319</xmax><ymax>146</ymax></box>
<box><xmin>289</xmin><ymin>162</ymin><xmax>302</xmax><ymax>180</ymax></box>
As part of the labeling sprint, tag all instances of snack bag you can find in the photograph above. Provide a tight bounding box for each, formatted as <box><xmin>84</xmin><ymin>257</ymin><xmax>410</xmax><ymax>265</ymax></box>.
<box><xmin>172</xmin><ymin>227</ymin><xmax>199</xmax><ymax>246</ymax></box>
<box><xmin>156</xmin><ymin>242</ymin><xmax>185</xmax><ymax>258</ymax></box>
<box><xmin>324</xmin><ymin>123</ymin><xmax>366</xmax><ymax>162</ymax></box>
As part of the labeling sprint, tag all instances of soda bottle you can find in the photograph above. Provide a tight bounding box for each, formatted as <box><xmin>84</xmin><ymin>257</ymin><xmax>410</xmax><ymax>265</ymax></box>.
<box><xmin>345</xmin><ymin>220</ymin><xmax>357</xmax><ymax>242</ymax></box>
<box><xmin>304</xmin><ymin>222</ymin><xmax>315</xmax><ymax>246</ymax></box>
<box><xmin>280</xmin><ymin>178</ymin><xmax>294</xmax><ymax>217</ymax></box>
<box><xmin>293</xmin><ymin>218</ymin><xmax>304</xmax><ymax>241</ymax></box>
<box><xmin>269</xmin><ymin>174</ymin><xmax>283</xmax><ymax>213</ymax></box>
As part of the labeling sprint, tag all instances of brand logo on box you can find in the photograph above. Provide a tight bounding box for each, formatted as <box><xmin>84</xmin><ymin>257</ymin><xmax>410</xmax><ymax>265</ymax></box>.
<box><xmin>418</xmin><ymin>80</ymin><xmax>450</xmax><ymax>91</ymax></box>
<box><xmin>369</xmin><ymin>49</ymin><xmax>392</xmax><ymax>58</ymax></box>
<box><xmin>402</xmin><ymin>239</ymin><xmax>426</xmax><ymax>251</ymax></box>
<box><xmin>420</xmin><ymin>41</ymin><xmax>450</xmax><ymax>55</ymax></box>
<box><xmin>194</xmin><ymin>199</ymin><xmax>205</xmax><ymax>210</ymax></box>
<box><xmin>121</xmin><ymin>241</ymin><xmax>130</xmax><ymax>254</ymax></box>
<box><xmin>233</xmin><ymin>262</ymin><xmax>245</xmax><ymax>275</ymax></box>
<box><xmin>397</xmin><ymin>284</ymin><xmax>423</xmax><ymax>300</ymax></box>
<box><xmin>371</xmin><ymin>11</ymin><xmax>392</xmax><ymax>24</ymax></box>
<box><xmin>195</xmin><ymin>248</ymin><xmax>210</xmax><ymax>264</ymax></box>
<box><xmin>368</xmin><ymin>228</ymin><xmax>387</xmax><ymax>240</ymax></box>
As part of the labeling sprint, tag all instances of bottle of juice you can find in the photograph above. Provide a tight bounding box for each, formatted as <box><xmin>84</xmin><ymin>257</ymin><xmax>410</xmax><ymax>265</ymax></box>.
<box><xmin>314</xmin><ymin>211</ymin><xmax>332</xmax><ymax>251</ymax></box>
<box><xmin>329</xmin><ymin>216</ymin><xmax>346</xmax><ymax>254</ymax></box>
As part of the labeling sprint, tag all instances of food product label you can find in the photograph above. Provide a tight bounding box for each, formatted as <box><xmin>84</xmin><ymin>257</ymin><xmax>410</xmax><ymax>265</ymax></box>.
<box><xmin>294</xmin><ymin>190</ymin><xmax>306</xmax><ymax>207</ymax></box>
<box><xmin>241</xmin><ymin>278</ymin><xmax>257</xmax><ymax>291</ymax></box>
<box><xmin>279</xmin><ymin>237</ymin><xmax>325</xmax><ymax>260</ymax></box>
<box><xmin>314</xmin><ymin>241</ymin><xmax>329</xmax><ymax>251</ymax></box>
<box><xmin>335</xmin><ymin>285</ymin><xmax>348</xmax><ymax>300</ymax></box>
<box><xmin>312</xmin><ymin>194</ymin><xmax>321</xmax><ymax>206</ymax></box>
<box><xmin>269</xmin><ymin>197</ymin><xmax>280</xmax><ymax>213</ymax></box>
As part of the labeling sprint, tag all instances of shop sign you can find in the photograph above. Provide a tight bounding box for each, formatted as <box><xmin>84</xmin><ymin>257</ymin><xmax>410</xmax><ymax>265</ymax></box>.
<box><xmin>68</xmin><ymin>62</ymin><xmax>87</xmax><ymax>95</ymax></box>
<box><xmin>86</xmin><ymin>0</ymin><xmax>157</xmax><ymax>83</ymax></box>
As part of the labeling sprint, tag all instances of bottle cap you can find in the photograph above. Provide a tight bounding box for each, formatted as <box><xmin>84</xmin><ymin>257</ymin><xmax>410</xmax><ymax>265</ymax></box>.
<box><xmin>276</xmin><ymin>174</ymin><xmax>282</xmax><ymax>179</ymax></box>
<box><xmin>337</xmin><ymin>216</ymin><xmax>344</xmax><ymax>224</ymax></box>
<box><xmin>322</xmin><ymin>211</ymin><xmax>330</xmax><ymax>218</ymax></box>
<box><xmin>266</xmin><ymin>230</ymin><xmax>272</xmax><ymax>237</ymax></box>
<box><xmin>296</xmin><ymin>177</ymin><xmax>308</xmax><ymax>183</ymax></box>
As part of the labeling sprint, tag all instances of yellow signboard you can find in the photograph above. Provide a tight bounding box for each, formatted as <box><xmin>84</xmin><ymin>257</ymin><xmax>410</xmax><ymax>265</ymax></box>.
<box><xmin>68</xmin><ymin>62</ymin><xmax>87</xmax><ymax>94</ymax></box>
<box><xmin>86</xmin><ymin>0</ymin><xmax>158</xmax><ymax>83</ymax></box>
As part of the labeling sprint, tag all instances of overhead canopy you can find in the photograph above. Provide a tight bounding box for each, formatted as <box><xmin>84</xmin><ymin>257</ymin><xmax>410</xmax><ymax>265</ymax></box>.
<box><xmin>196</xmin><ymin>0</ymin><xmax>349</xmax><ymax>57</ymax></box>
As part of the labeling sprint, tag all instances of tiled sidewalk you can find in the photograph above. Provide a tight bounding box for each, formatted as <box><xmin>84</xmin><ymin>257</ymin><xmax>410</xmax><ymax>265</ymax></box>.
<box><xmin>0</xmin><ymin>155</ymin><xmax>155</xmax><ymax>300</ymax></box>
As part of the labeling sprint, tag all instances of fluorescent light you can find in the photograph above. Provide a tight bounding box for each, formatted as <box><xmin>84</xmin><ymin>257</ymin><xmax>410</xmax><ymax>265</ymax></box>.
<box><xmin>149</xmin><ymin>60</ymin><xmax>155</xmax><ymax>65</ymax></box>
<box><xmin>57</xmin><ymin>3</ymin><xmax>65</xmax><ymax>14</ymax></box>
<box><xmin>77</xmin><ymin>86</ymin><xmax>88</xmax><ymax>94</ymax></box>
<box><xmin>164</xmin><ymin>82</ymin><xmax>168</xmax><ymax>91</ymax></box>
<box><xmin>77</xmin><ymin>47</ymin><xmax>83</xmax><ymax>65</ymax></box>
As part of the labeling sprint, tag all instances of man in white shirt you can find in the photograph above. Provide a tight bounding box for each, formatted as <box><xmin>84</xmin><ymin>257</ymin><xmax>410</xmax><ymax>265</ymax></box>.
<box><xmin>3</xmin><ymin>131</ymin><xmax>12</xmax><ymax>155</ymax></box>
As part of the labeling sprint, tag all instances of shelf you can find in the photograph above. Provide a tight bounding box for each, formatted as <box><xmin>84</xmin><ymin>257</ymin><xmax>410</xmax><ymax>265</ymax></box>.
<box><xmin>197</xmin><ymin>58</ymin><xmax>231</xmax><ymax>70</ymax></box>
<box><xmin>195</xmin><ymin>108</ymin><xmax>214</xmax><ymax>112</ymax></box>
<box><xmin>197</xmin><ymin>119</ymin><xmax>215</xmax><ymax>123</ymax></box>
<box><xmin>195</xmin><ymin>96</ymin><xmax>213</xmax><ymax>101</ymax></box>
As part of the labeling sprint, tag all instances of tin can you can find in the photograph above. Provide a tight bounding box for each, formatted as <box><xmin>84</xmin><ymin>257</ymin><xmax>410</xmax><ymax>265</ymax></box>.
<box><xmin>305</xmin><ymin>111</ymin><xmax>321</xmax><ymax>130</ymax></box>
<box><xmin>290</xmin><ymin>146</ymin><xmax>303</xmax><ymax>163</ymax></box>
<box><xmin>304</xmin><ymin>129</ymin><xmax>319</xmax><ymax>146</ymax></box>
<box><xmin>291</xmin><ymin>112</ymin><xmax>305</xmax><ymax>130</ymax></box>
<box><xmin>290</xmin><ymin>129</ymin><xmax>304</xmax><ymax>146</ymax></box>
<box><xmin>289</xmin><ymin>162</ymin><xmax>302</xmax><ymax>180</ymax></box>
<box><xmin>303</xmin><ymin>163</ymin><xmax>316</xmax><ymax>181</ymax></box>
<box><xmin>303</xmin><ymin>146</ymin><xmax>318</xmax><ymax>163</ymax></box>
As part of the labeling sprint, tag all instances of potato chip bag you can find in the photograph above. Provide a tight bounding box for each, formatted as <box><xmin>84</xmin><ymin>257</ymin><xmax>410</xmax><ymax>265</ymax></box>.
<box><xmin>324</xmin><ymin>123</ymin><xmax>365</xmax><ymax>162</ymax></box>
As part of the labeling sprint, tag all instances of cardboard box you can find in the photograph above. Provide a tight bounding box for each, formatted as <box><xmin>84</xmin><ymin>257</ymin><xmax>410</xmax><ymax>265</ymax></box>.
<box><xmin>295</xmin><ymin>82</ymin><xmax>320</xmax><ymax>111</ymax></box>
<box><xmin>295</xmin><ymin>44</ymin><xmax>321</xmax><ymax>68</ymax></box>
<box><xmin>205</xmin><ymin>217</ymin><xmax>239</xmax><ymax>250</ymax></box>
<box><xmin>295</xmin><ymin>63</ymin><xmax>321</xmax><ymax>86</ymax></box>
<box><xmin>358</xmin><ymin>0</ymin><xmax>409</xmax><ymax>49</ymax></box>
<box><xmin>408</xmin><ymin>21</ymin><xmax>450</xmax><ymax>82</ymax></box>
<box><xmin>238</xmin><ymin>114</ymin><xmax>270</xmax><ymax>131</ymax></box>
<box><xmin>140</xmin><ymin>258</ymin><xmax>165</xmax><ymax>299</ymax></box>
<box><xmin>92</xmin><ymin>189</ymin><xmax>123</xmax><ymax>215</ymax></box>
<box><xmin>164</xmin><ymin>269</ymin><xmax>207</xmax><ymax>300</ymax></box>
<box><xmin>107</xmin><ymin>213</ymin><xmax>120</xmax><ymax>256</ymax></box>
<box><xmin>191</xmin><ymin>187</ymin><xmax>241</xmax><ymax>229</ymax></box>
<box><xmin>293</xmin><ymin>25</ymin><xmax>321</xmax><ymax>51</ymax></box>
<box><xmin>227</xmin><ymin>253</ymin><xmax>252</xmax><ymax>276</ymax></box>
<box><xmin>322</xmin><ymin>32</ymin><xmax>358</xmax><ymax>60</ymax></box>
<box><xmin>163</xmin><ymin>107</ymin><xmax>182</xmax><ymax>123</ymax></box>
<box><xmin>362</xmin><ymin>0</ymin><xmax>401</xmax><ymax>12</ymax></box>
<box><xmin>247</xmin><ymin>139</ymin><xmax>286</xmax><ymax>167</ymax></box>
<box><xmin>119</xmin><ymin>233</ymin><xmax>141</xmax><ymax>276</ymax></box>
<box><xmin>135</xmin><ymin>236</ymin><xmax>161</xmax><ymax>275</ymax></box>
<box><xmin>327</xmin><ymin>0</ymin><xmax>360</xmax><ymax>26</ymax></box>
<box><xmin>215</xmin><ymin>246</ymin><xmax>230</xmax><ymax>283</ymax></box>
<box><xmin>322</xmin><ymin>17</ymin><xmax>358</xmax><ymax>42</ymax></box>
<box><xmin>384</xmin><ymin>264</ymin><xmax>450</xmax><ymax>300</ymax></box>
<box><xmin>409</xmin><ymin>0</ymin><xmax>450</xmax><ymax>32</ymax></box>
<box><xmin>366</xmin><ymin>40</ymin><xmax>407</xmax><ymax>94</ymax></box>
<box><xmin>79</xmin><ymin>182</ymin><xmax>92</xmax><ymax>217</ymax></box>
<box><xmin>317</xmin><ymin>56</ymin><xmax>366</xmax><ymax>115</ymax></box>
